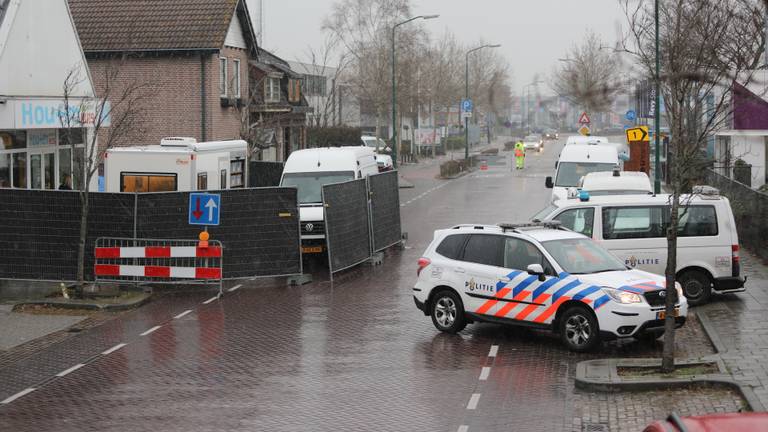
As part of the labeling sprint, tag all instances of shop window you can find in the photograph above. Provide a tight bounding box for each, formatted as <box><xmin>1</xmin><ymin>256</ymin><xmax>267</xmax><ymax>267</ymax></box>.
<box><xmin>12</xmin><ymin>153</ymin><xmax>26</xmax><ymax>188</ymax></box>
<box><xmin>59</xmin><ymin>128</ymin><xmax>85</xmax><ymax>146</ymax></box>
<box><xmin>120</xmin><ymin>173</ymin><xmax>177</xmax><ymax>193</ymax></box>
<box><xmin>0</xmin><ymin>154</ymin><xmax>10</xmax><ymax>188</ymax></box>
<box><xmin>197</xmin><ymin>172</ymin><xmax>208</xmax><ymax>190</ymax></box>
<box><xmin>0</xmin><ymin>130</ymin><xmax>27</xmax><ymax>149</ymax></box>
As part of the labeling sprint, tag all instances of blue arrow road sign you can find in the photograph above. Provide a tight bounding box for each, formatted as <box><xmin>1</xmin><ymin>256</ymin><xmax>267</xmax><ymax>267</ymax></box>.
<box><xmin>461</xmin><ymin>99</ymin><xmax>473</xmax><ymax>113</ymax></box>
<box><xmin>189</xmin><ymin>193</ymin><xmax>220</xmax><ymax>226</ymax></box>
<box><xmin>626</xmin><ymin>110</ymin><xmax>637</xmax><ymax>121</ymax></box>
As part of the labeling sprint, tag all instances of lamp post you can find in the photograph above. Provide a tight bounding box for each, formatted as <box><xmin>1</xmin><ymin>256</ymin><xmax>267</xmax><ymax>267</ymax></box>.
<box><xmin>391</xmin><ymin>14</ymin><xmax>439</xmax><ymax>169</ymax></box>
<box><xmin>521</xmin><ymin>80</ymin><xmax>542</xmax><ymax>135</ymax></box>
<box><xmin>464</xmin><ymin>44</ymin><xmax>501</xmax><ymax>160</ymax></box>
<box><xmin>653</xmin><ymin>0</ymin><xmax>661</xmax><ymax>194</ymax></box>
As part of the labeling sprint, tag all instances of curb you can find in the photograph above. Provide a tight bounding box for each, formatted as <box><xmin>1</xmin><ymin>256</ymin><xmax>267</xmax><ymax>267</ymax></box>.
<box><xmin>695</xmin><ymin>306</ymin><xmax>728</xmax><ymax>354</ymax></box>
<box><xmin>13</xmin><ymin>292</ymin><xmax>153</xmax><ymax>312</ymax></box>
<box><xmin>575</xmin><ymin>356</ymin><xmax>766</xmax><ymax>412</ymax></box>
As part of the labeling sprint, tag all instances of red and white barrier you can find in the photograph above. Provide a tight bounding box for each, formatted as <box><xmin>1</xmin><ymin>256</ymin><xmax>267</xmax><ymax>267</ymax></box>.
<box><xmin>95</xmin><ymin>246</ymin><xmax>222</xmax><ymax>259</ymax></box>
<box><xmin>94</xmin><ymin>264</ymin><xmax>221</xmax><ymax>279</ymax></box>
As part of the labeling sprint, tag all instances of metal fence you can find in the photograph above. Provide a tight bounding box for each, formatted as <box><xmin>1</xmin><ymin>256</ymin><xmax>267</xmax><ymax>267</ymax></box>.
<box><xmin>705</xmin><ymin>169</ymin><xmax>768</xmax><ymax>261</ymax></box>
<box><xmin>248</xmin><ymin>161</ymin><xmax>284</xmax><ymax>188</ymax></box>
<box><xmin>94</xmin><ymin>237</ymin><xmax>223</xmax><ymax>296</ymax></box>
<box><xmin>368</xmin><ymin>171</ymin><xmax>402</xmax><ymax>252</ymax></box>
<box><xmin>323</xmin><ymin>179</ymin><xmax>372</xmax><ymax>275</ymax></box>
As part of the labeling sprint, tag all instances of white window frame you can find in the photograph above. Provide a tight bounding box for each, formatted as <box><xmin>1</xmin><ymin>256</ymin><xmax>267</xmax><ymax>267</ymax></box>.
<box><xmin>265</xmin><ymin>76</ymin><xmax>280</xmax><ymax>103</ymax></box>
<box><xmin>233</xmin><ymin>59</ymin><xmax>241</xmax><ymax>99</ymax></box>
<box><xmin>219</xmin><ymin>57</ymin><xmax>228</xmax><ymax>98</ymax></box>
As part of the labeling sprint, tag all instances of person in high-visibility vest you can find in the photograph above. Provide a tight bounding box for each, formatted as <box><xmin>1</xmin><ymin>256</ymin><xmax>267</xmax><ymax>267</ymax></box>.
<box><xmin>514</xmin><ymin>140</ymin><xmax>525</xmax><ymax>170</ymax></box>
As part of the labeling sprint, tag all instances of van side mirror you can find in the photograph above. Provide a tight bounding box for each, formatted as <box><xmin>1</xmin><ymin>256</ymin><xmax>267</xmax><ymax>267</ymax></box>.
<box><xmin>527</xmin><ymin>264</ymin><xmax>546</xmax><ymax>282</ymax></box>
<box><xmin>545</xmin><ymin>176</ymin><xmax>553</xmax><ymax>189</ymax></box>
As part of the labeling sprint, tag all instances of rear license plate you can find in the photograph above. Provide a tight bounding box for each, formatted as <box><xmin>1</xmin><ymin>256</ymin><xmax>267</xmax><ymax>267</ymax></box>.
<box><xmin>302</xmin><ymin>246</ymin><xmax>323</xmax><ymax>254</ymax></box>
<box><xmin>656</xmin><ymin>309</ymin><xmax>679</xmax><ymax>320</ymax></box>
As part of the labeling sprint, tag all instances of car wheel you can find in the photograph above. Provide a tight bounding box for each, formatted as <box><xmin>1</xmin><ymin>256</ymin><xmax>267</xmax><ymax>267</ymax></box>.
<box><xmin>559</xmin><ymin>305</ymin><xmax>600</xmax><ymax>352</ymax></box>
<box><xmin>678</xmin><ymin>270</ymin><xmax>712</xmax><ymax>306</ymax></box>
<box><xmin>430</xmin><ymin>290</ymin><xmax>467</xmax><ymax>334</ymax></box>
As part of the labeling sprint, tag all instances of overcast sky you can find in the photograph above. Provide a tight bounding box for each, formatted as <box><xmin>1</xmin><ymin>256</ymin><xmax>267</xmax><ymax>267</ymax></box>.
<box><xmin>249</xmin><ymin>0</ymin><xmax>627</xmax><ymax>95</ymax></box>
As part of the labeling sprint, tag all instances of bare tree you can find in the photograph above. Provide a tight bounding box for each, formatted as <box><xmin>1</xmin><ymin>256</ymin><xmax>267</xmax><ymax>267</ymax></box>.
<box><xmin>551</xmin><ymin>31</ymin><xmax>623</xmax><ymax>115</ymax></box>
<box><xmin>58</xmin><ymin>60</ymin><xmax>148</xmax><ymax>294</ymax></box>
<box><xmin>622</xmin><ymin>0</ymin><xmax>765</xmax><ymax>372</ymax></box>
<box><xmin>300</xmin><ymin>34</ymin><xmax>351</xmax><ymax>127</ymax></box>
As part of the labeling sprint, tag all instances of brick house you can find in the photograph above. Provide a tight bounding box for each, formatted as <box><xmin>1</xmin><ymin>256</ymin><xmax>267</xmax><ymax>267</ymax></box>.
<box><xmin>249</xmin><ymin>49</ymin><xmax>311</xmax><ymax>162</ymax></box>
<box><xmin>68</xmin><ymin>0</ymin><xmax>259</xmax><ymax>146</ymax></box>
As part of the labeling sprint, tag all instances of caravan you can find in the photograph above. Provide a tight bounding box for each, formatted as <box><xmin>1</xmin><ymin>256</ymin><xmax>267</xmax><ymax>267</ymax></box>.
<box><xmin>104</xmin><ymin>137</ymin><xmax>247</xmax><ymax>193</ymax></box>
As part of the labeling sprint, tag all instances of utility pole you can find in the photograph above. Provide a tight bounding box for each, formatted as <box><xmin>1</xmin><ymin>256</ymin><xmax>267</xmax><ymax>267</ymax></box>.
<box><xmin>391</xmin><ymin>14</ymin><xmax>438</xmax><ymax>169</ymax></box>
<box><xmin>465</xmin><ymin>44</ymin><xmax>501</xmax><ymax>160</ymax></box>
<box><xmin>654</xmin><ymin>0</ymin><xmax>661</xmax><ymax>194</ymax></box>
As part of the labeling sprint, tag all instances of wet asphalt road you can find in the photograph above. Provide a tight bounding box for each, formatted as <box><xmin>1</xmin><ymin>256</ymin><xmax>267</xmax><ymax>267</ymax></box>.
<box><xmin>0</xmin><ymin>139</ymin><xmax>721</xmax><ymax>431</ymax></box>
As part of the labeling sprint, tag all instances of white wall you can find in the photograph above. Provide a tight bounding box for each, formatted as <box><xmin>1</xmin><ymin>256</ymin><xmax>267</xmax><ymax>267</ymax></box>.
<box><xmin>731</xmin><ymin>135</ymin><xmax>766</xmax><ymax>188</ymax></box>
<box><xmin>0</xmin><ymin>0</ymin><xmax>94</xmax><ymax>98</ymax></box>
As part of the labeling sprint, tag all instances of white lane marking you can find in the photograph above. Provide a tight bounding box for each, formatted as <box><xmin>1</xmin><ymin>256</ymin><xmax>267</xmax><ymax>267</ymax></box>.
<box><xmin>202</xmin><ymin>296</ymin><xmax>218</xmax><ymax>305</ymax></box>
<box><xmin>56</xmin><ymin>363</ymin><xmax>85</xmax><ymax>377</ymax></box>
<box><xmin>458</xmin><ymin>426</ymin><xmax>469</xmax><ymax>432</ymax></box>
<box><xmin>488</xmin><ymin>345</ymin><xmax>499</xmax><ymax>357</ymax></box>
<box><xmin>140</xmin><ymin>325</ymin><xmax>162</xmax><ymax>336</ymax></box>
<box><xmin>228</xmin><ymin>284</ymin><xmax>242</xmax><ymax>292</ymax></box>
<box><xmin>479</xmin><ymin>366</ymin><xmax>491</xmax><ymax>381</ymax></box>
<box><xmin>101</xmin><ymin>343</ymin><xmax>127</xmax><ymax>355</ymax></box>
<box><xmin>174</xmin><ymin>309</ymin><xmax>192</xmax><ymax>319</ymax></box>
<box><xmin>1</xmin><ymin>388</ymin><xmax>36</xmax><ymax>404</ymax></box>
<box><xmin>466</xmin><ymin>393</ymin><xmax>481</xmax><ymax>410</ymax></box>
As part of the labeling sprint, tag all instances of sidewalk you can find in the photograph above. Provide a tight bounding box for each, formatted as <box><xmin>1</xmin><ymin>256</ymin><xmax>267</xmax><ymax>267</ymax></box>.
<box><xmin>0</xmin><ymin>304</ymin><xmax>86</xmax><ymax>351</ymax></box>
<box><xmin>696</xmin><ymin>250</ymin><xmax>768</xmax><ymax>409</ymax></box>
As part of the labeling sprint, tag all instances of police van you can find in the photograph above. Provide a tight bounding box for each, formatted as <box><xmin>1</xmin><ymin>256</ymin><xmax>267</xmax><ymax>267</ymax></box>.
<box><xmin>546</xmin><ymin>144</ymin><xmax>620</xmax><ymax>202</ymax></box>
<box><xmin>413</xmin><ymin>222</ymin><xmax>688</xmax><ymax>351</ymax></box>
<box><xmin>532</xmin><ymin>187</ymin><xmax>745</xmax><ymax>305</ymax></box>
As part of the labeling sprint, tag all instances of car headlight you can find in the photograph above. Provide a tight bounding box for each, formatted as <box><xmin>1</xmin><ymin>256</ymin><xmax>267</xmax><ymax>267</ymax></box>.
<box><xmin>602</xmin><ymin>287</ymin><xmax>643</xmax><ymax>304</ymax></box>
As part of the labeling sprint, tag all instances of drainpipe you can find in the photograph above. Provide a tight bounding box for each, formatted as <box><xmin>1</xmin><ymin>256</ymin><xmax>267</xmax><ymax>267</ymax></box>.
<box><xmin>200</xmin><ymin>53</ymin><xmax>208</xmax><ymax>141</ymax></box>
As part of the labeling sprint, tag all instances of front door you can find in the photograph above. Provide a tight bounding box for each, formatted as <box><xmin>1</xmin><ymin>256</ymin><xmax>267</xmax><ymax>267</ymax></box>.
<box><xmin>458</xmin><ymin>234</ymin><xmax>507</xmax><ymax>315</ymax></box>
<box><xmin>29</xmin><ymin>151</ymin><xmax>55</xmax><ymax>190</ymax></box>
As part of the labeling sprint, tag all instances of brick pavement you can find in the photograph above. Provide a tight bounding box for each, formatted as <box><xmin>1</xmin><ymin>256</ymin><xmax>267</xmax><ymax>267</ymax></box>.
<box><xmin>697</xmin><ymin>250</ymin><xmax>768</xmax><ymax>409</ymax></box>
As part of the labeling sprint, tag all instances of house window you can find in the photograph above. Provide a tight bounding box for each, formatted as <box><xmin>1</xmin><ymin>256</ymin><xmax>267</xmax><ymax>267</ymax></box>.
<box><xmin>265</xmin><ymin>77</ymin><xmax>280</xmax><ymax>103</ymax></box>
<box><xmin>219</xmin><ymin>57</ymin><xmax>228</xmax><ymax>97</ymax></box>
<box><xmin>233</xmin><ymin>59</ymin><xmax>241</xmax><ymax>98</ymax></box>
<box><xmin>287</xmin><ymin>79</ymin><xmax>302</xmax><ymax>103</ymax></box>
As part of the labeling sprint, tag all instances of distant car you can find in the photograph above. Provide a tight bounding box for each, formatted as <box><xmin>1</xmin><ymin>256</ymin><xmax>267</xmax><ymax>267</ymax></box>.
<box><xmin>578</xmin><ymin>170</ymin><xmax>653</xmax><ymax>196</ymax></box>
<box><xmin>544</xmin><ymin>129</ymin><xmax>559</xmax><ymax>140</ymax></box>
<box><xmin>643</xmin><ymin>412</ymin><xmax>768</xmax><ymax>432</ymax></box>
<box><xmin>361</xmin><ymin>136</ymin><xmax>393</xmax><ymax>172</ymax></box>
<box><xmin>375</xmin><ymin>154</ymin><xmax>394</xmax><ymax>172</ymax></box>
<box><xmin>523</xmin><ymin>134</ymin><xmax>544</xmax><ymax>152</ymax></box>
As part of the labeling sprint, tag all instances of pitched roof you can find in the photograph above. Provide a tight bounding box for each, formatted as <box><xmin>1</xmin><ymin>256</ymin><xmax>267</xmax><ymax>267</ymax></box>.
<box><xmin>69</xmin><ymin>0</ymin><xmax>256</xmax><ymax>53</ymax></box>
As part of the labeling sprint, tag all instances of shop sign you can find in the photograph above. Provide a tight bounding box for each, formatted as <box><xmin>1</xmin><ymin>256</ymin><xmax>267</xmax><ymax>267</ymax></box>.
<box><xmin>4</xmin><ymin>99</ymin><xmax>111</xmax><ymax>129</ymax></box>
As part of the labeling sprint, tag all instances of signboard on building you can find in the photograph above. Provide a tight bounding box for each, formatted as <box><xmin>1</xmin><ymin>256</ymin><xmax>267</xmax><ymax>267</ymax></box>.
<box><xmin>0</xmin><ymin>99</ymin><xmax>110</xmax><ymax>130</ymax></box>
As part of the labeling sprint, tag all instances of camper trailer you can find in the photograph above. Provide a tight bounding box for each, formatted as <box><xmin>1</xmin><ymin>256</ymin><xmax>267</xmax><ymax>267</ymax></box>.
<box><xmin>104</xmin><ymin>137</ymin><xmax>248</xmax><ymax>193</ymax></box>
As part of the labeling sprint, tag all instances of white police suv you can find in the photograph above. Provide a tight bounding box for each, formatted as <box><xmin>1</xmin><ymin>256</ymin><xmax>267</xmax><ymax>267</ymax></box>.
<box><xmin>413</xmin><ymin>222</ymin><xmax>688</xmax><ymax>351</ymax></box>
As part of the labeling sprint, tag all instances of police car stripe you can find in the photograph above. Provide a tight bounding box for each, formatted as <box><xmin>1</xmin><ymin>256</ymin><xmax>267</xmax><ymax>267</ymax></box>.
<box><xmin>512</xmin><ymin>275</ymin><xmax>539</xmax><ymax>297</ymax></box>
<box><xmin>619</xmin><ymin>286</ymin><xmax>646</xmax><ymax>294</ymax></box>
<box><xmin>572</xmin><ymin>286</ymin><xmax>601</xmax><ymax>301</ymax></box>
<box><xmin>551</xmin><ymin>280</ymin><xmax>582</xmax><ymax>302</ymax></box>
<box><xmin>593</xmin><ymin>295</ymin><xmax>611</xmax><ymax>310</ymax></box>
<box><xmin>514</xmin><ymin>294</ymin><xmax>551</xmax><ymax>320</ymax></box>
<box><xmin>532</xmin><ymin>277</ymin><xmax>561</xmax><ymax>299</ymax></box>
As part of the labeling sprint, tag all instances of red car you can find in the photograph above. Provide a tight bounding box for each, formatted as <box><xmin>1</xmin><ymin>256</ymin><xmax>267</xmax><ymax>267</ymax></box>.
<box><xmin>644</xmin><ymin>412</ymin><xmax>768</xmax><ymax>432</ymax></box>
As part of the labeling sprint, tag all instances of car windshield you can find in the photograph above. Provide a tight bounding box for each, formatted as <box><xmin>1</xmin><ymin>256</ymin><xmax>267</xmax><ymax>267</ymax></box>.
<box><xmin>542</xmin><ymin>238</ymin><xmax>626</xmax><ymax>275</ymax></box>
<box><xmin>524</xmin><ymin>136</ymin><xmax>539</xmax><ymax>142</ymax></box>
<box><xmin>280</xmin><ymin>171</ymin><xmax>355</xmax><ymax>204</ymax></box>
<box><xmin>532</xmin><ymin>203</ymin><xmax>558</xmax><ymax>221</ymax></box>
<box><xmin>361</xmin><ymin>138</ymin><xmax>378</xmax><ymax>148</ymax></box>
<box><xmin>555</xmin><ymin>162</ymin><xmax>616</xmax><ymax>187</ymax></box>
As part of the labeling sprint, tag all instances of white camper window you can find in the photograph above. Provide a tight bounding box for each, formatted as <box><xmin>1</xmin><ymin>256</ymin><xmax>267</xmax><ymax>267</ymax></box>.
<box><xmin>197</xmin><ymin>173</ymin><xmax>208</xmax><ymax>191</ymax></box>
<box><xmin>219</xmin><ymin>57</ymin><xmax>228</xmax><ymax>97</ymax></box>
<box><xmin>233</xmin><ymin>59</ymin><xmax>241</xmax><ymax>98</ymax></box>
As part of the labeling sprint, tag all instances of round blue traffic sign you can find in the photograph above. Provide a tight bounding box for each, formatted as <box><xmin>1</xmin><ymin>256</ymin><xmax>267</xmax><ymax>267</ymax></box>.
<box><xmin>626</xmin><ymin>110</ymin><xmax>637</xmax><ymax>121</ymax></box>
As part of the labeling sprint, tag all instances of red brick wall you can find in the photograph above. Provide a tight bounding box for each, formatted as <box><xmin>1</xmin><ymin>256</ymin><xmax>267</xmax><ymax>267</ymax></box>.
<box><xmin>88</xmin><ymin>47</ymin><xmax>250</xmax><ymax>147</ymax></box>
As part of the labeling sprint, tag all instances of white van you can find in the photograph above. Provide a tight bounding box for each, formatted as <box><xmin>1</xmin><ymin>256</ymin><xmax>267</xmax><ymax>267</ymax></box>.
<box><xmin>104</xmin><ymin>137</ymin><xmax>247</xmax><ymax>192</ymax></box>
<box><xmin>565</xmin><ymin>135</ymin><xmax>608</xmax><ymax>146</ymax></box>
<box><xmin>578</xmin><ymin>170</ymin><xmax>653</xmax><ymax>196</ymax></box>
<box><xmin>532</xmin><ymin>187</ymin><xmax>746</xmax><ymax>305</ymax></box>
<box><xmin>279</xmin><ymin>147</ymin><xmax>379</xmax><ymax>254</ymax></box>
<box><xmin>546</xmin><ymin>144</ymin><xmax>619</xmax><ymax>201</ymax></box>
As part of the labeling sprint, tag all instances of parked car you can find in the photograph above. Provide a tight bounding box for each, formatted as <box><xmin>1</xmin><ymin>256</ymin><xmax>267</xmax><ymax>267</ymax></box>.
<box><xmin>413</xmin><ymin>222</ymin><xmax>687</xmax><ymax>351</ymax></box>
<box><xmin>361</xmin><ymin>136</ymin><xmax>394</xmax><ymax>172</ymax></box>
<box><xmin>532</xmin><ymin>186</ymin><xmax>745</xmax><ymax>305</ymax></box>
<box><xmin>644</xmin><ymin>412</ymin><xmax>768</xmax><ymax>432</ymax></box>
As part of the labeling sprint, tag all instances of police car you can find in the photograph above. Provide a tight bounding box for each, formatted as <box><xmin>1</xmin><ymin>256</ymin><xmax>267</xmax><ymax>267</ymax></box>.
<box><xmin>413</xmin><ymin>222</ymin><xmax>688</xmax><ymax>351</ymax></box>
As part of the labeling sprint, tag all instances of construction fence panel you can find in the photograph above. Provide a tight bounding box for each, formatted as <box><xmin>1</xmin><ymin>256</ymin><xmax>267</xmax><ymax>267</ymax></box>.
<box><xmin>136</xmin><ymin>187</ymin><xmax>301</xmax><ymax>279</ymax></box>
<box><xmin>323</xmin><ymin>179</ymin><xmax>372</xmax><ymax>273</ymax></box>
<box><xmin>368</xmin><ymin>171</ymin><xmax>402</xmax><ymax>252</ymax></box>
<box><xmin>248</xmin><ymin>161</ymin><xmax>284</xmax><ymax>188</ymax></box>
<box><xmin>0</xmin><ymin>190</ymin><xmax>134</xmax><ymax>281</ymax></box>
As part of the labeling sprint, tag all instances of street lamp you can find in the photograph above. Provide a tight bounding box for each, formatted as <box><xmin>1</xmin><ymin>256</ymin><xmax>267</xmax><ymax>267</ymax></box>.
<box><xmin>391</xmin><ymin>14</ymin><xmax>439</xmax><ymax>168</ymax></box>
<box><xmin>521</xmin><ymin>80</ymin><xmax>542</xmax><ymax>135</ymax></box>
<box><xmin>464</xmin><ymin>44</ymin><xmax>501</xmax><ymax>160</ymax></box>
<box><xmin>653</xmin><ymin>0</ymin><xmax>661</xmax><ymax>194</ymax></box>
